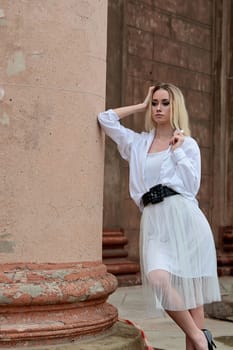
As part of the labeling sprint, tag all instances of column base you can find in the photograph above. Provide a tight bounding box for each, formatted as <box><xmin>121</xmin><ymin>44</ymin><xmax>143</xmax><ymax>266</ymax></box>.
<box><xmin>2</xmin><ymin>321</ymin><xmax>146</xmax><ymax>350</ymax></box>
<box><xmin>0</xmin><ymin>262</ymin><xmax>118</xmax><ymax>347</ymax></box>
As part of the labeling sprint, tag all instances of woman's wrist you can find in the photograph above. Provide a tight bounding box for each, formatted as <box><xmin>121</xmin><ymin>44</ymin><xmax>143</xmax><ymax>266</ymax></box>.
<box><xmin>113</xmin><ymin>103</ymin><xmax>147</xmax><ymax>119</ymax></box>
<box><xmin>137</xmin><ymin>102</ymin><xmax>147</xmax><ymax>111</ymax></box>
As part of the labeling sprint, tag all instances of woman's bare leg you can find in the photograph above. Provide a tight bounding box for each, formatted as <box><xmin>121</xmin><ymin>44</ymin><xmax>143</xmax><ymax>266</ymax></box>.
<box><xmin>186</xmin><ymin>333</ymin><xmax>195</xmax><ymax>350</ymax></box>
<box><xmin>148</xmin><ymin>270</ymin><xmax>207</xmax><ymax>350</ymax></box>
<box><xmin>189</xmin><ymin>306</ymin><xmax>205</xmax><ymax>328</ymax></box>
<box><xmin>185</xmin><ymin>306</ymin><xmax>205</xmax><ymax>350</ymax></box>
<box><xmin>166</xmin><ymin>309</ymin><xmax>207</xmax><ymax>350</ymax></box>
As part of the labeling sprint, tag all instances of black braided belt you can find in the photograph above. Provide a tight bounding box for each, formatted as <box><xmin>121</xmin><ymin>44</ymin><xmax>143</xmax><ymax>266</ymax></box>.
<box><xmin>142</xmin><ymin>184</ymin><xmax>179</xmax><ymax>207</ymax></box>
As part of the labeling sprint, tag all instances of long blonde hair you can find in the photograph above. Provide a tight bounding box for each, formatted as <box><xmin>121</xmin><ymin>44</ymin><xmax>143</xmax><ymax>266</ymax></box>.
<box><xmin>145</xmin><ymin>83</ymin><xmax>191</xmax><ymax>136</ymax></box>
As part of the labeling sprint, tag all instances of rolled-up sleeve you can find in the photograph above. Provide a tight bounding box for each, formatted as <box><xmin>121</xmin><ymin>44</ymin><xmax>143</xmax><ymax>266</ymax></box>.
<box><xmin>98</xmin><ymin>109</ymin><xmax>139</xmax><ymax>161</ymax></box>
<box><xmin>172</xmin><ymin>138</ymin><xmax>201</xmax><ymax>196</ymax></box>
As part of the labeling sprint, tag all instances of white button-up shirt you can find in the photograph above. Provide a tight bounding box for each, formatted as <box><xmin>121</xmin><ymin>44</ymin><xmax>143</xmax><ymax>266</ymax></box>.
<box><xmin>98</xmin><ymin>109</ymin><xmax>201</xmax><ymax>211</ymax></box>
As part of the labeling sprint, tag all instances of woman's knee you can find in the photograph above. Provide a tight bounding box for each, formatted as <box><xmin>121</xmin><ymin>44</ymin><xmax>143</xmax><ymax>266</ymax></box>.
<box><xmin>148</xmin><ymin>269</ymin><xmax>170</xmax><ymax>291</ymax></box>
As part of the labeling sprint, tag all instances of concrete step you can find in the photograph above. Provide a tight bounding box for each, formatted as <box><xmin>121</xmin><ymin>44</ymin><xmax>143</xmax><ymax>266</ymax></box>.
<box><xmin>217</xmin><ymin>253</ymin><xmax>233</xmax><ymax>276</ymax></box>
<box><xmin>116</xmin><ymin>273</ymin><xmax>141</xmax><ymax>287</ymax></box>
<box><xmin>217</xmin><ymin>254</ymin><xmax>233</xmax><ymax>266</ymax></box>
<box><xmin>104</xmin><ymin>259</ymin><xmax>140</xmax><ymax>275</ymax></box>
<box><xmin>103</xmin><ymin>248</ymin><xmax>128</xmax><ymax>259</ymax></box>
<box><xmin>103</xmin><ymin>230</ymin><xmax>140</xmax><ymax>287</ymax></box>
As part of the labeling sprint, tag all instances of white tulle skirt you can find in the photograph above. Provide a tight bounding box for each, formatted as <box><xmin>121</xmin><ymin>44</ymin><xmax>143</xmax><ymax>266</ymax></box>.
<box><xmin>140</xmin><ymin>195</ymin><xmax>221</xmax><ymax>315</ymax></box>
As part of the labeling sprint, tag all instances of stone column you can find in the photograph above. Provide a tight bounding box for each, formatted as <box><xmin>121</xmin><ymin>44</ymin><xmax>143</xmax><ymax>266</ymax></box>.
<box><xmin>0</xmin><ymin>0</ymin><xmax>118</xmax><ymax>346</ymax></box>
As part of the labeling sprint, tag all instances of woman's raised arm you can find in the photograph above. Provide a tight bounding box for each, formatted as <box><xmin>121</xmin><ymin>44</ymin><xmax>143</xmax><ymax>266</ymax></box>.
<box><xmin>113</xmin><ymin>86</ymin><xmax>155</xmax><ymax>119</ymax></box>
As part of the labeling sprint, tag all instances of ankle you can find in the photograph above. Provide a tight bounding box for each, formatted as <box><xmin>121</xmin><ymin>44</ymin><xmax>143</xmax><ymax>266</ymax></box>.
<box><xmin>193</xmin><ymin>330</ymin><xmax>208</xmax><ymax>349</ymax></box>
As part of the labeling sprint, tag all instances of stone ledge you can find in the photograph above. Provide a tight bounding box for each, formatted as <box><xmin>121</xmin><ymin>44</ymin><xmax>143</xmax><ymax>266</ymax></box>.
<box><xmin>9</xmin><ymin>321</ymin><xmax>146</xmax><ymax>350</ymax></box>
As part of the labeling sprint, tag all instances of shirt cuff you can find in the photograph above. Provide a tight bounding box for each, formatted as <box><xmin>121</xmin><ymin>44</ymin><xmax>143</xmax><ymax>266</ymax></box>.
<box><xmin>108</xmin><ymin>109</ymin><xmax>120</xmax><ymax>121</ymax></box>
<box><xmin>98</xmin><ymin>109</ymin><xmax>120</xmax><ymax>126</ymax></box>
<box><xmin>172</xmin><ymin>148</ymin><xmax>186</xmax><ymax>162</ymax></box>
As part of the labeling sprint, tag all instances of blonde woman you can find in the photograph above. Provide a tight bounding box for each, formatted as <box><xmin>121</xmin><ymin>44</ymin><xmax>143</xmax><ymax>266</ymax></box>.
<box><xmin>98</xmin><ymin>83</ymin><xmax>220</xmax><ymax>350</ymax></box>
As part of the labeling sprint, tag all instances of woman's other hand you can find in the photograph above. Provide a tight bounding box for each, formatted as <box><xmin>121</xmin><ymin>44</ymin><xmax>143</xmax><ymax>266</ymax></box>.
<box><xmin>170</xmin><ymin>129</ymin><xmax>184</xmax><ymax>151</ymax></box>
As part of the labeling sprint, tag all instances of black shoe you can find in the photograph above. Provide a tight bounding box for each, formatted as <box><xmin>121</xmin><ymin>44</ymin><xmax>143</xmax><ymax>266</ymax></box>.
<box><xmin>202</xmin><ymin>329</ymin><xmax>217</xmax><ymax>350</ymax></box>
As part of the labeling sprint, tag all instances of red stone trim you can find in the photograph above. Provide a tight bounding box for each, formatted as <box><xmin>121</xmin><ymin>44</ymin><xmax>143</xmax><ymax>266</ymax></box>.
<box><xmin>0</xmin><ymin>262</ymin><xmax>118</xmax><ymax>346</ymax></box>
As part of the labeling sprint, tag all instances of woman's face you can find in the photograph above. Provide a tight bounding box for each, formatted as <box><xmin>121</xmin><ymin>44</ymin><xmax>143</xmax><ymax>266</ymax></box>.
<box><xmin>151</xmin><ymin>88</ymin><xmax>171</xmax><ymax>126</ymax></box>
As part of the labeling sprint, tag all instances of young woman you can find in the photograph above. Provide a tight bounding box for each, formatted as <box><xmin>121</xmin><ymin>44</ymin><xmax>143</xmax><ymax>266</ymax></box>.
<box><xmin>98</xmin><ymin>83</ymin><xmax>221</xmax><ymax>350</ymax></box>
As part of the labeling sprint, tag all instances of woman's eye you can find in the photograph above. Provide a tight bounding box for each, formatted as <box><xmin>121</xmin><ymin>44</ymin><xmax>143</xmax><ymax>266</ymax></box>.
<box><xmin>151</xmin><ymin>101</ymin><xmax>170</xmax><ymax>107</ymax></box>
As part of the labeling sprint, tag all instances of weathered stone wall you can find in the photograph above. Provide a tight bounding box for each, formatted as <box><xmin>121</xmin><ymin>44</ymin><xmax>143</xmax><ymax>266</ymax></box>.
<box><xmin>105</xmin><ymin>0</ymin><xmax>216</xmax><ymax>261</ymax></box>
<box><xmin>211</xmin><ymin>0</ymin><xmax>233</xmax><ymax>244</ymax></box>
<box><xmin>221</xmin><ymin>1</ymin><xmax>233</xmax><ymax>228</ymax></box>
<box><xmin>229</xmin><ymin>6</ymin><xmax>233</xmax><ymax>226</ymax></box>
<box><xmin>0</xmin><ymin>0</ymin><xmax>107</xmax><ymax>263</ymax></box>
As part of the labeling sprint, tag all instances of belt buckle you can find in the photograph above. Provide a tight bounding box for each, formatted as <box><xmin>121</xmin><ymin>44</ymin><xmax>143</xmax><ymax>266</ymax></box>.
<box><xmin>150</xmin><ymin>184</ymin><xmax>164</xmax><ymax>204</ymax></box>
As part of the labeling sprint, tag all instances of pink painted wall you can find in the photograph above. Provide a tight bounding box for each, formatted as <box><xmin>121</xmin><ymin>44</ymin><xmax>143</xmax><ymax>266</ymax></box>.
<box><xmin>0</xmin><ymin>1</ymin><xmax>107</xmax><ymax>262</ymax></box>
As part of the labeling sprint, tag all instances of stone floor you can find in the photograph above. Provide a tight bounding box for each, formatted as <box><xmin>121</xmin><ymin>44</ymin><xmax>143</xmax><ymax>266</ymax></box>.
<box><xmin>108</xmin><ymin>279</ymin><xmax>233</xmax><ymax>350</ymax></box>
